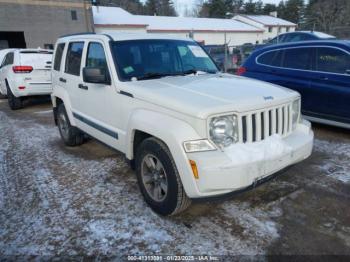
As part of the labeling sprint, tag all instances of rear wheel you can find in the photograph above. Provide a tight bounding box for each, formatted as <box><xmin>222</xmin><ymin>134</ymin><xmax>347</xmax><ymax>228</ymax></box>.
<box><xmin>7</xmin><ymin>84</ymin><xmax>22</xmax><ymax>110</ymax></box>
<box><xmin>0</xmin><ymin>89</ymin><xmax>7</xmax><ymax>99</ymax></box>
<box><xmin>135</xmin><ymin>137</ymin><xmax>191</xmax><ymax>216</ymax></box>
<box><xmin>57</xmin><ymin>103</ymin><xmax>84</xmax><ymax>146</ymax></box>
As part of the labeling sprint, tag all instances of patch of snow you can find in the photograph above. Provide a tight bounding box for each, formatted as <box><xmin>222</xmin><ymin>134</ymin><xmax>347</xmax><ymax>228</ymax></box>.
<box><xmin>0</xmin><ymin>109</ymin><xmax>283</xmax><ymax>256</ymax></box>
<box><xmin>313</xmin><ymin>139</ymin><xmax>350</xmax><ymax>183</ymax></box>
<box><xmin>34</xmin><ymin>110</ymin><xmax>53</xmax><ymax>114</ymax></box>
<box><xmin>92</xmin><ymin>6</ymin><xmax>263</xmax><ymax>32</ymax></box>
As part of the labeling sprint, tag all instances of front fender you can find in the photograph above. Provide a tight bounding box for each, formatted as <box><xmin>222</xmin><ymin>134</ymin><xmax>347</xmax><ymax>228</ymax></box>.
<box><xmin>126</xmin><ymin>109</ymin><xmax>203</xmax><ymax>198</ymax></box>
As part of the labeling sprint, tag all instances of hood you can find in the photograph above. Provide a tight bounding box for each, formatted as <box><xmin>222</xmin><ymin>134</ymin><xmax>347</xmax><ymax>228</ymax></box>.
<box><xmin>124</xmin><ymin>73</ymin><xmax>299</xmax><ymax>119</ymax></box>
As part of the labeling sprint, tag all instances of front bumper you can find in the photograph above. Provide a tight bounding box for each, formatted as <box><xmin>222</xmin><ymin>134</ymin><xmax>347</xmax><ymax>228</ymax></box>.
<box><xmin>186</xmin><ymin>120</ymin><xmax>313</xmax><ymax>197</ymax></box>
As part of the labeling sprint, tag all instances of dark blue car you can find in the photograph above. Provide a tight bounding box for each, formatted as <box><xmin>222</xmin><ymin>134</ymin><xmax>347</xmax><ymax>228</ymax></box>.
<box><xmin>238</xmin><ymin>40</ymin><xmax>350</xmax><ymax>128</ymax></box>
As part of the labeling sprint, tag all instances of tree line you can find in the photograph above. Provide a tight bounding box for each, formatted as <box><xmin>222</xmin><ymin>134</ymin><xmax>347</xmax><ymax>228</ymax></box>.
<box><xmin>94</xmin><ymin>0</ymin><xmax>350</xmax><ymax>38</ymax></box>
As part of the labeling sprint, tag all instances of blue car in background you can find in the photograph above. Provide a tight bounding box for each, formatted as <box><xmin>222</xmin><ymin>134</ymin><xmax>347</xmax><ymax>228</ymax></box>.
<box><xmin>255</xmin><ymin>31</ymin><xmax>336</xmax><ymax>50</ymax></box>
<box><xmin>238</xmin><ymin>40</ymin><xmax>350</xmax><ymax>128</ymax></box>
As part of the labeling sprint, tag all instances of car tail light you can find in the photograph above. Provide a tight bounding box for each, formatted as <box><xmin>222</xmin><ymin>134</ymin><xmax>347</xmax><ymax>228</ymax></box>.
<box><xmin>236</xmin><ymin>66</ymin><xmax>247</xmax><ymax>76</ymax></box>
<box><xmin>12</xmin><ymin>66</ymin><xmax>33</xmax><ymax>73</ymax></box>
<box><xmin>18</xmin><ymin>86</ymin><xmax>26</xmax><ymax>90</ymax></box>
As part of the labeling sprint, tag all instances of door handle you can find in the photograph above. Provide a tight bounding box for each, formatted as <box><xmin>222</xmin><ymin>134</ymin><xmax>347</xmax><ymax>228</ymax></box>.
<box><xmin>59</xmin><ymin>77</ymin><xmax>66</xmax><ymax>83</ymax></box>
<box><xmin>78</xmin><ymin>83</ymin><xmax>88</xmax><ymax>90</ymax></box>
<box><xmin>320</xmin><ymin>76</ymin><xmax>328</xmax><ymax>80</ymax></box>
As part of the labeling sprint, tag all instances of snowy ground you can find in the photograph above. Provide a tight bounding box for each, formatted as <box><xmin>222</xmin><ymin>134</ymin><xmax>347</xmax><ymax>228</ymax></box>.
<box><xmin>0</xmin><ymin>99</ymin><xmax>350</xmax><ymax>258</ymax></box>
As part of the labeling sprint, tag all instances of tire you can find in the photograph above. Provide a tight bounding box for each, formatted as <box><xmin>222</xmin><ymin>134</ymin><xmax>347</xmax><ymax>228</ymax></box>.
<box><xmin>7</xmin><ymin>84</ymin><xmax>22</xmax><ymax>110</ymax></box>
<box><xmin>135</xmin><ymin>137</ymin><xmax>191</xmax><ymax>216</ymax></box>
<box><xmin>57</xmin><ymin>103</ymin><xmax>84</xmax><ymax>147</ymax></box>
<box><xmin>0</xmin><ymin>90</ymin><xmax>7</xmax><ymax>99</ymax></box>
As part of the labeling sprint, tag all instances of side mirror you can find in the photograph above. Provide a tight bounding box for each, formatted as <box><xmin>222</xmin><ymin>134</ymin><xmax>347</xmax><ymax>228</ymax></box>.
<box><xmin>346</xmin><ymin>69</ymin><xmax>350</xmax><ymax>75</ymax></box>
<box><xmin>83</xmin><ymin>67</ymin><xmax>111</xmax><ymax>85</ymax></box>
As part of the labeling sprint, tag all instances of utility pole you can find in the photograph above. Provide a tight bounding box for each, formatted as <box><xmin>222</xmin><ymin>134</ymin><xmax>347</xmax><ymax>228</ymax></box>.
<box><xmin>224</xmin><ymin>32</ymin><xmax>228</xmax><ymax>73</ymax></box>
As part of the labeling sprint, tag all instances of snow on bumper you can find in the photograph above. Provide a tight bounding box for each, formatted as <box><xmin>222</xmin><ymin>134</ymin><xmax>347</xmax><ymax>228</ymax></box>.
<box><xmin>187</xmin><ymin>120</ymin><xmax>313</xmax><ymax>197</ymax></box>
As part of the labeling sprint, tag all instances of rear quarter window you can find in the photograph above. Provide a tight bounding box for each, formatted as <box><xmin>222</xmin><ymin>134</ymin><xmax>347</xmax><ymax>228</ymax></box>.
<box><xmin>54</xmin><ymin>43</ymin><xmax>65</xmax><ymax>71</ymax></box>
<box><xmin>257</xmin><ymin>50</ymin><xmax>283</xmax><ymax>67</ymax></box>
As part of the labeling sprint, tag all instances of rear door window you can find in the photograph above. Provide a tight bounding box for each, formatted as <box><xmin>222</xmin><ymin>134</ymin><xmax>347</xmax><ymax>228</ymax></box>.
<box><xmin>316</xmin><ymin>47</ymin><xmax>350</xmax><ymax>74</ymax></box>
<box><xmin>65</xmin><ymin>42</ymin><xmax>84</xmax><ymax>76</ymax></box>
<box><xmin>283</xmin><ymin>47</ymin><xmax>313</xmax><ymax>70</ymax></box>
<box><xmin>257</xmin><ymin>50</ymin><xmax>283</xmax><ymax>67</ymax></box>
<box><xmin>54</xmin><ymin>43</ymin><xmax>65</xmax><ymax>71</ymax></box>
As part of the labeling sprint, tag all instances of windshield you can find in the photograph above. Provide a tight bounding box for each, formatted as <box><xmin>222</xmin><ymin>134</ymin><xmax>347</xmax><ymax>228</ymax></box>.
<box><xmin>110</xmin><ymin>39</ymin><xmax>219</xmax><ymax>81</ymax></box>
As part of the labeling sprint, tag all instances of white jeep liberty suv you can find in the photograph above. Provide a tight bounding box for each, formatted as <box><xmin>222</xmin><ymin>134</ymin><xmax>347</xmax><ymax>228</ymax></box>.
<box><xmin>51</xmin><ymin>33</ymin><xmax>314</xmax><ymax>216</ymax></box>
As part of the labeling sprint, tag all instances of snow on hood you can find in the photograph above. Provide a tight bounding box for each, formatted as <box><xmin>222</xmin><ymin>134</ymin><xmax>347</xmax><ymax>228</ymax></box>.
<box><xmin>125</xmin><ymin>73</ymin><xmax>298</xmax><ymax>119</ymax></box>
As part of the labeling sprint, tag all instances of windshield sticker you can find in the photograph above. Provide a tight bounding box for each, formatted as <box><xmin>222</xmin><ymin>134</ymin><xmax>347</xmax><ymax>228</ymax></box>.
<box><xmin>123</xmin><ymin>66</ymin><xmax>134</xmax><ymax>74</ymax></box>
<box><xmin>188</xmin><ymin>45</ymin><xmax>208</xmax><ymax>58</ymax></box>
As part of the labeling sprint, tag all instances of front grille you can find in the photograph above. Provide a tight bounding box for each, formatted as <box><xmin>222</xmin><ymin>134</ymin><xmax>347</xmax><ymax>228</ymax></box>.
<box><xmin>239</xmin><ymin>102</ymin><xmax>293</xmax><ymax>143</ymax></box>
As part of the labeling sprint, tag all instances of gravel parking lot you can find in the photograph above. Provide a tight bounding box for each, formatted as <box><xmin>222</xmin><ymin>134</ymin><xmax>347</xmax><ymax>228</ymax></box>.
<box><xmin>0</xmin><ymin>98</ymin><xmax>349</xmax><ymax>258</ymax></box>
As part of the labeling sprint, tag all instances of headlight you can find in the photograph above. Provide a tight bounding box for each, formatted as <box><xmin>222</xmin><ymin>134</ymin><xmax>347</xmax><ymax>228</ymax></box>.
<box><xmin>292</xmin><ymin>98</ymin><xmax>301</xmax><ymax>130</ymax></box>
<box><xmin>209</xmin><ymin>115</ymin><xmax>239</xmax><ymax>148</ymax></box>
<box><xmin>183</xmin><ymin>139</ymin><xmax>217</xmax><ymax>153</ymax></box>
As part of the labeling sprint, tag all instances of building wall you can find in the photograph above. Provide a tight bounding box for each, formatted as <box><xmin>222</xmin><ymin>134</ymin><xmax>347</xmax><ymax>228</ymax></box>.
<box><xmin>95</xmin><ymin>26</ymin><xmax>263</xmax><ymax>46</ymax></box>
<box><xmin>192</xmin><ymin>31</ymin><xmax>263</xmax><ymax>46</ymax></box>
<box><xmin>0</xmin><ymin>0</ymin><xmax>93</xmax><ymax>49</ymax></box>
<box><xmin>263</xmin><ymin>26</ymin><xmax>296</xmax><ymax>41</ymax></box>
<box><xmin>234</xmin><ymin>15</ymin><xmax>296</xmax><ymax>42</ymax></box>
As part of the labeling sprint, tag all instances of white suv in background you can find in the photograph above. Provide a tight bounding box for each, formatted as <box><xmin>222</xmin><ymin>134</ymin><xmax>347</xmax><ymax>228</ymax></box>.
<box><xmin>0</xmin><ymin>48</ymin><xmax>53</xmax><ymax>110</ymax></box>
<box><xmin>51</xmin><ymin>33</ymin><xmax>314</xmax><ymax>216</ymax></box>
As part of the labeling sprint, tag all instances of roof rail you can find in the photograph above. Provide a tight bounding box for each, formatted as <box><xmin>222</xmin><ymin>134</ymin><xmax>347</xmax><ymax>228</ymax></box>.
<box><xmin>103</xmin><ymin>34</ymin><xmax>113</xmax><ymax>40</ymax></box>
<box><xmin>59</xmin><ymin>32</ymin><xmax>96</xmax><ymax>38</ymax></box>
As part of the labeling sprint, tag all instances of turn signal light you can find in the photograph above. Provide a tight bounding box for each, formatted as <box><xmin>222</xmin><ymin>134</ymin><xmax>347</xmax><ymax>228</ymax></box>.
<box><xmin>13</xmin><ymin>66</ymin><xmax>33</xmax><ymax>73</ymax></box>
<box><xmin>236</xmin><ymin>66</ymin><xmax>247</xmax><ymax>76</ymax></box>
<box><xmin>189</xmin><ymin>160</ymin><xmax>199</xmax><ymax>179</ymax></box>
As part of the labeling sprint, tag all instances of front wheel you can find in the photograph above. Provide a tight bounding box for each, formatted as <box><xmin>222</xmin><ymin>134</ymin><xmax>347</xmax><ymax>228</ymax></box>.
<box><xmin>135</xmin><ymin>137</ymin><xmax>191</xmax><ymax>216</ymax></box>
<box><xmin>57</xmin><ymin>103</ymin><xmax>84</xmax><ymax>147</ymax></box>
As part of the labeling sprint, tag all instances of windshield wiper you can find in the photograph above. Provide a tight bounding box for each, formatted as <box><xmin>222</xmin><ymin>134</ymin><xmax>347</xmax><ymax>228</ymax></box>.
<box><xmin>137</xmin><ymin>72</ymin><xmax>174</xmax><ymax>80</ymax></box>
<box><xmin>182</xmin><ymin>69</ymin><xmax>198</xmax><ymax>75</ymax></box>
<box><xmin>182</xmin><ymin>69</ymin><xmax>218</xmax><ymax>75</ymax></box>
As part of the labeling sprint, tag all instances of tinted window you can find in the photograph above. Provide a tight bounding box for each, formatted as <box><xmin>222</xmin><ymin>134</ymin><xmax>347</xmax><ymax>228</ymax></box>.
<box><xmin>258</xmin><ymin>50</ymin><xmax>283</xmax><ymax>67</ymax></box>
<box><xmin>86</xmin><ymin>42</ymin><xmax>108</xmax><ymax>69</ymax></box>
<box><xmin>65</xmin><ymin>42</ymin><xmax>84</xmax><ymax>76</ymax></box>
<box><xmin>2</xmin><ymin>52</ymin><xmax>14</xmax><ymax>67</ymax></box>
<box><xmin>54</xmin><ymin>43</ymin><xmax>65</xmax><ymax>71</ymax></box>
<box><xmin>316</xmin><ymin>47</ymin><xmax>350</xmax><ymax>74</ymax></box>
<box><xmin>283</xmin><ymin>48</ymin><xmax>312</xmax><ymax>70</ymax></box>
<box><xmin>110</xmin><ymin>40</ymin><xmax>218</xmax><ymax>81</ymax></box>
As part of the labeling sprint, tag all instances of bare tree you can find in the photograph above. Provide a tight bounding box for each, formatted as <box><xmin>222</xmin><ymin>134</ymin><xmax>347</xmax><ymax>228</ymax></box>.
<box><xmin>307</xmin><ymin>0</ymin><xmax>349</xmax><ymax>34</ymax></box>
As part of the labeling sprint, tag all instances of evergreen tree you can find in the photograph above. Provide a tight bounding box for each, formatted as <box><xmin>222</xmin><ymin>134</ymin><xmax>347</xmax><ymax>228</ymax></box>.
<box><xmin>283</xmin><ymin>0</ymin><xmax>304</xmax><ymax>24</ymax></box>
<box><xmin>144</xmin><ymin>0</ymin><xmax>177</xmax><ymax>16</ymax></box>
<box><xmin>263</xmin><ymin>4</ymin><xmax>277</xmax><ymax>15</ymax></box>
<box><xmin>95</xmin><ymin>0</ymin><xmax>144</xmax><ymax>14</ymax></box>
